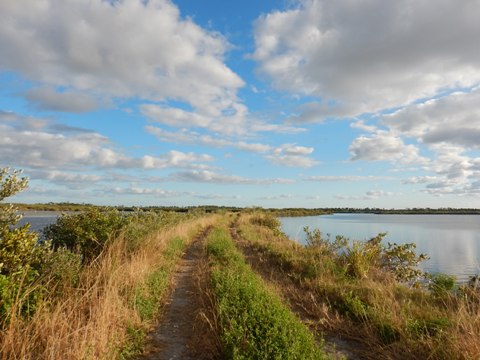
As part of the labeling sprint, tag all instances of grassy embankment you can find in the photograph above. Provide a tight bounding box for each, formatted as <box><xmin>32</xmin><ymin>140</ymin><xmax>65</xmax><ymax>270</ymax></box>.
<box><xmin>0</xmin><ymin>209</ymin><xmax>217</xmax><ymax>360</ymax></box>
<box><xmin>204</xmin><ymin>217</ymin><xmax>329</xmax><ymax>359</ymax></box>
<box><xmin>233</xmin><ymin>213</ymin><xmax>480</xmax><ymax>359</ymax></box>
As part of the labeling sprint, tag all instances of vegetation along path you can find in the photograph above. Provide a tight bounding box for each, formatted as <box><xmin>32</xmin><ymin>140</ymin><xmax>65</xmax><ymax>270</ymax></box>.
<box><xmin>139</xmin><ymin>225</ymin><xmax>213</xmax><ymax>360</ymax></box>
<box><xmin>229</xmin><ymin>217</ymin><xmax>364</xmax><ymax>360</ymax></box>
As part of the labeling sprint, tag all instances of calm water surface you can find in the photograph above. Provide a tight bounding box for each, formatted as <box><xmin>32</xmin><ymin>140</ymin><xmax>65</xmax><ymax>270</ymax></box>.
<box><xmin>279</xmin><ymin>214</ymin><xmax>480</xmax><ymax>283</ymax></box>
<box><xmin>17</xmin><ymin>212</ymin><xmax>59</xmax><ymax>235</ymax></box>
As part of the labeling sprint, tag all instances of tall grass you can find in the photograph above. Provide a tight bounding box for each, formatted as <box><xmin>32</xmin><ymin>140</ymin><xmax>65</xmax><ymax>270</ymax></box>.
<box><xmin>236</xmin><ymin>213</ymin><xmax>480</xmax><ymax>359</ymax></box>
<box><xmin>0</xmin><ymin>214</ymin><xmax>217</xmax><ymax>360</ymax></box>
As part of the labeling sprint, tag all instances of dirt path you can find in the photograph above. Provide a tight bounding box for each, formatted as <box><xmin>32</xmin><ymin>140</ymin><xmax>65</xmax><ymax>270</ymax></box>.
<box><xmin>229</xmin><ymin>220</ymin><xmax>365</xmax><ymax>360</ymax></box>
<box><xmin>139</xmin><ymin>226</ymin><xmax>215</xmax><ymax>360</ymax></box>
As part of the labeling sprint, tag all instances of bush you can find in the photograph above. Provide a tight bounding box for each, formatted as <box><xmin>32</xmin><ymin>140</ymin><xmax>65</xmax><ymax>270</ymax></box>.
<box><xmin>428</xmin><ymin>273</ymin><xmax>456</xmax><ymax>297</ymax></box>
<box><xmin>0</xmin><ymin>168</ymin><xmax>51</xmax><ymax>322</ymax></box>
<box><xmin>44</xmin><ymin>208</ymin><xmax>129</xmax><ymax>261</ymax></box>
<box><xmin>250</xmin><ymin>214</ymin><xmax>282</xmax><ymax>235</ymax></box>
<box><xmin>381</xmin><ymin>241</ymin><xmax>428</xmax><ymax>283</ymax></box>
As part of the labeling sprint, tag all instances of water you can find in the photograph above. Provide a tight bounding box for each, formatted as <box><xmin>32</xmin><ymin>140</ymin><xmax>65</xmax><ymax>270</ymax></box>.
<box><xmin>279</xmin><ymin>214</ymin><xmax>480</xmax><ymax>283</ymax></box>
<box><xmin>17</xmin><ymin>212</ymin><xmax>59</xmax><ymax>235</ymax></box>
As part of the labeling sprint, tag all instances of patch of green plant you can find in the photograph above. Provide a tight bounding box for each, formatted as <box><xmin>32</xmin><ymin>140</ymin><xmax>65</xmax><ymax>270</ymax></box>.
<box><xmin>335</xmin><ymin>291</ymin><xmax>371</xmax><ymax>322</ymax></box>
<box><xmin>428</xmin><ymin>273</ymin><xmax>456</xmax><ymax>297</ymax></box>
<box><xmin>134</xmin><ymin>236</ymin><xmax>185</xmax><ymax>320</ymax></box>
<box><xmin>44</xmin><ymin>207</ymin><xmax>129</xmax><ymax>262</ymax></box>
<box><xmin>381</xmin><ymin>241</ymin><xmax>428</xmax><ymax>283</ymax></box>
<box><xmin>249</xmin><ymin>214</ymin><xmax>283</xmax><ymax>235</ymax></box>
<box><xmin>406</xmin><ymin>316</ymin><xmax>450</xmax><ymax>338</ymax></box>
<box><xmin>376</xmin><ymin>321</ymin><xmax>400</xmax><ymax>344</ymax></box>
<box><xmin>123</xmin><ymin>211</ymin><xmax>189</xmax><ymax>252</ymax></box>
<box><xmin>1</xmin><ymin>168</ymin><xmax>52</xmax><ymax>323</ymax></box>
<box><xmin>207</xmin><ymin>227</ymin><xmax>327</xmax><ymax>360</ymax></box>
<box><xmin>119</xmin><ymin>325</ymin><xmax>147</xmax><ymax>360</ymax></box>
<box><xmin>125</xmin><ymin>236</ymin><xmax>187</xmax><ymax>358</ymax></box>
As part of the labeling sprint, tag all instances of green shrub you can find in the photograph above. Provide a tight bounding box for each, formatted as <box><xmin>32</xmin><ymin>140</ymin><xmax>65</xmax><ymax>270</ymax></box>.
<box><xmin>428</xmin><ymin>273</ymin><xmax>456</xmax><ymax>297</ymax></box>
<box><xmin>0</xmin><ymin>168</ymin><xmax>51</xmax><ymax>322</ymax></box>
<box><xmin>250</xmin><ymin>214</ymin><xmax>282</xmax><ymax>235</ymax></box>
<box><xmin>43</xmin><ymin>247</ymin><xmax>83</xmax><ymax>290</ymax></box>
<box><xmin>381</xmin><ymin>242</ymin><xmax>428</xmax><ymax>283</ymax></box>
<box><xmin>44</xmin><ymin>208</ymin><xmax>129</xmax><ymax>261</ymax></box>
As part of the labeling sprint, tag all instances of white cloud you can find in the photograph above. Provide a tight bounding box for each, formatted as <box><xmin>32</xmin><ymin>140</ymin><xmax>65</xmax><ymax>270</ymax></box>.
<box><xmin>307</xmin><ymin>175</ymin><xmax>393</xmax><ymax>182</ymax></box>
<box><xmin>145</xmin><ymin>126</ymin><xmax>272</xmax><ymax>153</ymax></box>
<box><xmin>335</xmin><ymin>189</ymin><xmax>394</xmax><ymax>201</ymax></box>
<box><xmin>25</xmin><ymin>87</ymin><xmax>100</xmax><ymax>113</ymax></box>
<box><xmin>146</xmin><ymin>126</ymin><xmax>317</xmax><ymax>168</ymax></box>
<box><xmin>383</xmin><ymin>89</ymin><xmax>480</xmax><ymax>149</ymax></box>
<box><xmin>266</xmin><ymin>143</ymin><xmax>317</xmax><ymax>168</ymax></box>
<box><xmin>0</xmin><ymin>0</ymin><xmax>243</xmax><ymax>117</ymax></box>
<box><xmin>142</xmin><ymin>103</ymin><xmax>304</xmax><ymax>136</ymax></box>
<box><xmin>170</xmin><ymin>170</ymin><xmax>294</xmax><ymax>185</ymax></box>
<box><xmin>28</xmin><ymin>170</ymin><xmax>102</xmax><ymax>189</ymax></box>
<box><xmin>257</xmin><ymin>194</ymin><xmax>294</xmax><ymax>200</ymax></box>
<box><xmin>141</xmin><ymin>105</ymin><xmax>211</xmax><ymax>128</ymax></box>
<box><xmin>253</xmin><ymin>0</ymin><xmax>480</xmax><ymax>119</ymax></box>
<box><xmin>349</xmin><ymin>132</ymin><xmax>427</xmax><ymax>165</ymax></box>
<box><xmin>0</xmin><ymin>112</ymin><xmax>213</xmax><ymax>171</ymax></box>
<box><xmin>402</xmin><ymin>176</ymin><xmax>438</xmax><ymax>185</ymax></box>
<box><xmin>108</xmin><ymin>187</ymin><xmax>180</xmax><ymax>197</ymax></box>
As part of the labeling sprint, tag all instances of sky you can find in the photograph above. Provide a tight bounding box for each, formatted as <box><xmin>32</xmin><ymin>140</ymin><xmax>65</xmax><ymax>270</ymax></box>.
<box><xmin>1</xmin><ymin>0</ymin><xmax>480</xmax><ymax>208</ymax></box>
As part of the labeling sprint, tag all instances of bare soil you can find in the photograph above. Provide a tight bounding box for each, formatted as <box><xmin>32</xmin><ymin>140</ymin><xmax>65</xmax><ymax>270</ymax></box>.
<box><xmin>138</xmin><ymin>226</ymin><xmax>219</xmax><ymax>360</ymax></box>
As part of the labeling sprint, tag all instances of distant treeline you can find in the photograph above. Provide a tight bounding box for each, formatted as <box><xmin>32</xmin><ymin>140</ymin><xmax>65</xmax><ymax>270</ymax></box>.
<box><xmin>3</xmin><ymin>202</ymin><xmax>480</xmax><ymax>216</ymax></box>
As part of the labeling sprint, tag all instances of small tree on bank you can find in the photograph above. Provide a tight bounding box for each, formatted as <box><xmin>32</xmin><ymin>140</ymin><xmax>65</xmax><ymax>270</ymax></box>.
<box><xmin>0</xmin><ymin>167</ymin><xmax>51</xmax><ymax>321</ymax></box>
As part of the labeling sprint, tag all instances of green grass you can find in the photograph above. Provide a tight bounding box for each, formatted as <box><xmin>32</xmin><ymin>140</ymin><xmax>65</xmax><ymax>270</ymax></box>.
<box><xmin>206</xmin><ymin>227</ymin><xmax>328</xmax><ymax>360</ymax></box>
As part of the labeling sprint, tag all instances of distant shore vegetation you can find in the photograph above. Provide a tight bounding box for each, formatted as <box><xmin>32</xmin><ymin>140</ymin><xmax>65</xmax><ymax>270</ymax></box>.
<box><xmin>4</xmin><ymin>202</ymin><xmax>480</xmax><ymax>216</ymax></box>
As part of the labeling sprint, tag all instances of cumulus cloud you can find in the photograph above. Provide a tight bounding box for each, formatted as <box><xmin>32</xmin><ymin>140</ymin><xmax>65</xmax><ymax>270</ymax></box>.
<box><xmin>25</xmin><ymin>87</ymin><xmax>100</xmax><ymax>113</ymax></box>
<box><xmin>306</xmin><ymin>175</ymin><xmax>393</xmax><ymax>182</ymax></box>
<box><xmin>145</xmin><ymin>126</ymin><xmax>272</xmax><ymax>153</ymax></box>
<box><xmin>335</xmin><ymin>189</ymin><xmax>394</xmax><ymax>201</ymax></box>
<box><xmin>142</xmin><ymin>103</ymin><xmax>304</xmax><ymax>135</ymax></box>
<box><xmin>253</xmin><ymin>0</ymin><xmax>480</xmax><ymax>118</ymax></box>
<box><xmin>349</xmin><ymin>132</ymin><xmax>427</xmax><ymax>165</ymax></box>
<box><xmin>382</xmin><ymin>89</ymin><xmax>480</xmax><ymax>149</ymax></box>
<box><xmin>0</xmin><ymin>111</ymin><xmax>213</xmax><ymax>171</ymax></box>
<box><xmin>28</xmin><ymin>170</ymin><xmax>102</xmax><ymax>189</ymax></box>
<box><xmin>170</xmin><ymin>170</ymin><xmax>294</xmax><ymax>185</ymax></box>
<box><xmin>146</xmin><ymin>126</ymin><xmax>317</xmax><ymax>168</ymax></box>
<box><xmin>0</xmin><ymin>0</ymin><xmax>243</xmax><ymax>118</ymax></box>
<box><xmin>108</xmin><ymin>187</ymin><xmax>180</xmax><ymax>197</ymax></box>
<box><xmin>266</xmin><ymin>143</ymin><xmax>317</xmax><ymax>167</ymax></box>
<box><xmin>257</xmin><ymin>194</ymin><xmax>293</xmax><ymax>201</ymax></box>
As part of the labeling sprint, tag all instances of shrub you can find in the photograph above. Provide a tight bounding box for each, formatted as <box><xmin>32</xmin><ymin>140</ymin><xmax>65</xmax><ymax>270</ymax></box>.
<box><xmin>44</xmin><ymin>207</ymin><xmax>129</xmax><ymax>261</ymax></box>
<box><xmin>249</xmin><ymin>214</ymin><xmax>282</xmax><ymax>235</ymax></box>
<box><xmin>304</xmin><ymin>226</ymin><xmax>347</xmax><ymax>255</ymax></box>
<box><xmin>0</xmin><ymin>167</ymin><xmax>51</xmax><ymax>322</ymax></box>
<box><xmin>381</xmin><ymin>241</ymin><xmax>428</xmax><ymax>283</ymax></box>
<box><xmin>428</xmin><ymin>273</ymin><xmax>456</xmax><ymax>297</ymax></box>
<box><xmin>341</xmin><ymin>238</ymin><xmax>382</xmax><ymax>279</ymax></box>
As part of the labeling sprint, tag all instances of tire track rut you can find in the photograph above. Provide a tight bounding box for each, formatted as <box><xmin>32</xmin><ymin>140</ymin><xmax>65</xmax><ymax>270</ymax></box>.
<box><xmin>139</xmin><ymin>225</ymin><xmax>213</xmax><ymax>360</ymax></box>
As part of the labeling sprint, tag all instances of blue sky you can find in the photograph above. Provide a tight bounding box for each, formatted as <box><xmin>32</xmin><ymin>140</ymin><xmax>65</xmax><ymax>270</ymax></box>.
<box><xmin>1</xmin><ymin>0</ymin><xmax>480</xmax><ymax>208</ymax></box>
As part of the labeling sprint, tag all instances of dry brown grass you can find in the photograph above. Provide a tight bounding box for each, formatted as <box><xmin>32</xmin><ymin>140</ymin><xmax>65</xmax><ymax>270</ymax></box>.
<box><xmin>0</xmin><ymin>215</ymin><xmax>218</xmax><ymax>360</ymax></box>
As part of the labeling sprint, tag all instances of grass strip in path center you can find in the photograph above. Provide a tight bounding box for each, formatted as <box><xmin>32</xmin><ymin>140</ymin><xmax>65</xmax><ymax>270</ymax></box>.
<box><xmin>206</xmin><ymin>223</ymin><xmax>329</xmax><ymax>360</ymax></box>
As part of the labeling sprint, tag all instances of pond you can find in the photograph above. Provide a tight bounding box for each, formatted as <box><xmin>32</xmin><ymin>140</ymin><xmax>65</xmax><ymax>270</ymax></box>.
<box><xmin>279</xmin><ymin>213</ymin><xmax>480</xmax><ymax>283</ymax></box>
